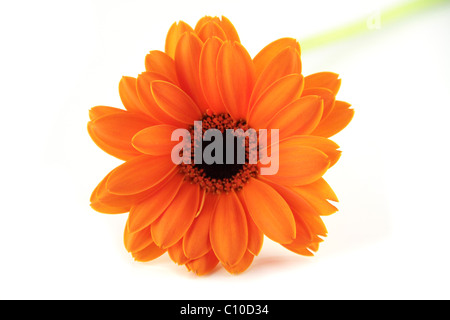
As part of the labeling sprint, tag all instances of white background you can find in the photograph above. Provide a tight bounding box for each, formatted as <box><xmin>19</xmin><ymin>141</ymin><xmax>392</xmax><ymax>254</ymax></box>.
<box><xmin>1</xmin><ymin>0</ymin><xmax>450</xmax><ymax>299</ymax></box>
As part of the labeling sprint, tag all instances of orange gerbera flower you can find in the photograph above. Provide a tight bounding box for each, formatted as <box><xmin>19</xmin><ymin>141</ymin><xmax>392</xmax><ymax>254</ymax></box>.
<box><xmin>88</xmin><ymin>16</ymin><xmax>354</xmax><ymax>275</ymax></box>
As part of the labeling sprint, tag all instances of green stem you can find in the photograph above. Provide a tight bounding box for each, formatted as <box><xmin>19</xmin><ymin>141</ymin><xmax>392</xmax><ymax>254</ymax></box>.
<box><xmin>300</xmin><ymin>0</ymin><xmax>449</xmax><ymax>51</ymax></box>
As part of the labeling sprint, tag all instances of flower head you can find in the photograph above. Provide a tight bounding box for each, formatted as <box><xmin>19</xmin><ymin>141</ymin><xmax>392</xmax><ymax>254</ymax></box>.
<box><xmin>88</xmin><ymin>16</ymin><xmax>354</xmax><ymax>275</ymax></box>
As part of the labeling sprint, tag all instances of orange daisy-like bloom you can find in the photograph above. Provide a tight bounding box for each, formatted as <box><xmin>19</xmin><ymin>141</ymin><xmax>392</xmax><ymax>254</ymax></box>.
<box><xmin>88</xmin><ymin>16</ymin><xmax>354</xmax><ymax>275</ymax></box>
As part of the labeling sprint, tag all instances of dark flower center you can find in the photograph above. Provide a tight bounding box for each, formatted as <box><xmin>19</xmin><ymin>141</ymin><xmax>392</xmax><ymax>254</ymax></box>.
<box><xmin>179</xmin><ymin>113</ymin><xmax>258</xmax><ymax>193</ymax></box>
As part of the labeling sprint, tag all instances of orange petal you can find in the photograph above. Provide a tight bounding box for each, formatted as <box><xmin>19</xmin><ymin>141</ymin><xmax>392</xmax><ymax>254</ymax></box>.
<box><xmin>90</xmin><ymin>170</ymin><xmax>152</xmax><ymax>214</ymax></box>
<box><xmin>284</xmin><ymin>234</ymin><xmax>323</xmax><ymax>256</ymax></box>
<box><xmin>301</xmin><ymin>87</ymin><xmax>335</xmax><ymax>119</ymax></box>
<box><xmin>131</xmin><ymin>242</ymin><xmax>166</xmax><ymax>262</ymax></box>
<box><xmin>246</xmin><ymin>214</ymin><xmax>263</xmax><ymax>256</ymax></box>
<box><xmin>196</xmin><ymin>189</ymin><xmax>206</xmax><ymax>217</ymax></box>
<box><xmin>261</xmin><ymin>138</ymin><xmax>330</xmax><ymax>186</ymax></box>
<box><xmin>249</xmin><ymin>46</ymin><xmax>301</xmax><ymax>108</ymax></box>
<box><xmin>151</xmin><ymin>80</ymin><xmax>202</xmax><ymax>124</ymax></box>
<box><xmin>183</xmin><ymin>194</ymin><xmax>218</xmax><ymax>260</ymax></box>
<box><xmin>210</xmin><ymin>191</ymin><xmax>248</xmax><ymax>266</ymax></box>
<box><xmin>284</xmin><ymin>245</ymin><xmax>314</xmax><ymax>256</ymax></box>
<box><xmin>136</xmin><ymin>71</ymin><xmax>183</xmax><ymax>125</ymax></box>
<box><xmin>88</xmin><ymin>112</ymin><xmax>153</xmax><ymax>160</ymax></box>
<box><xmin>151</xmin><ymin>182</ymin><xmax>200</xmax><ymax>249</ymax></box>
<box><xmin>89</xmin><ymin>112</ymin><xmax>152</xmax><ymax>153</ymax></box>
<box><xmin>185</xmin><ymin>250</ymin><xmax>219</xmax><ymax>276</ymax></box>
<box><xmin>292</xmin><ymin>235</ymin><xmax>323</xmax><ymax>256</ymax></box>
<box><xmin>216</xmin><ymin>41</ymin><xmax>255</xmax><ymax>120</ymax></box>
<box><xmin>132</xmin><ymin>124</ymin><xmax>178</xmax><ymax>156</ymax></box>
<box><xmin>124</xmin><ymin>223</ymin><xmax>153</xmax><ymax>253</ymax></box>
<box><xmin>88</xmin><ymin>123</ymin><xmax>136</xmax><ymax>161</ymax></box>
<box><xmin>174</xmin><ymin>32</ymin><xmax>209</xmax><ymax>113</ymax></box>
<box><xmin>303</xmin><ymin>178</ymin><xmax>338</xmax><ymax>202</ymax></box>
<box><xmin>119</xmin><ymin>76</ymin><xmax>147</xmax><ymax>115</ymax></box>
<box><xmin>312</xmin><ymin>101</ymin><xmax>354</xmax><ymax>138</ymax></box>
<box><xmin>266</xmin><ymin>96</ymin><xmax>323</xmax><ymax>139</ymax></box>
<box><xmin>89</xmin><ymin>106</ymin><xmax>126</xmax><ymax>121</ymax></box>
<box><xmin>253</xmin><ymin>38</ymin><xmax>300</xmax><ymax>78</ymax></box>
<box><xmin>107</xmin><ymin>155</ymin><xmax>176</xmax><ymax>195</ymax></box>
<box><xmin>194</xmin><ymin>16</ymin><xmax>217</xmax><ymax>33</ymax></box>
<box><xmin>218</xmin><ymin>16</ymin><xmax>240</xmax><ymax>42</ymax></box>
<box><xmin>194</xmin><ymin>16</ymin><xmax>240</xmax><ymax>43</ymax></box>
<box><xmin>248</xmin><ymin>74</ymin><xmax>304</xmax><ymax>129</ymax></box>
<box><xmin>199</xmin><ymin>37</ymin><xmax>227</xmax><ymax>114</ymax></box>
<box><xmin>307</xmin><ymin>238</ymin><xmax>323</xmax><ymax>254</ymax></box>
<box><xmin>223</xmin><ymin>250</ymin><xmax>254</xmax><ymax>274</ymax></box>
<box><xmin>269</xmin><ymin>183</ymin><xmax>326</xmax><ymax>256</ymax></box>
<box><xmin>90</xmin><ymin>197</ymin><xmax>130</xmax><ymax>214</ymax></box>
<box><xmin>240</xmin><ymin>178</ymin><xmax>296</xmax><ymax>244</ymax></box>
<box><xmin>304</xmin><ymin>72</ymin><xmax>341</xmax><ymax>96</ymax></box>
<box><xmin>293</xmin><ymin>208</ymin><xmax>328</xmax><ymax>238</ymax></box>
<box><xmin>145</xmin><ymin>50</ymin><xmax>178</xmax><ymax>85</ymax></box>
<box><xmin>291</xmin><ymin>183</ymin><xmax>338</xmax><ymax>216</ymax></box>
<box><xmin>285</xmin><ymin>135</ymin><xmax>341</xmax><ymax>167</ymax></box>
<box><xmin>237</xmin><ymin>192</ymin><xmax>263</xmax><ymax>256</ymax></box>
<box><xmin>168</xmin><ymin>239</ymin><xmax>189</xmax><ymax>265</ymax></box>
<box><xmin>127</xmin><ymin>173</ymin><xmax>185</xmax><ymax>233</ymax></box>
<box><xmin>264</xmin><ymin>180</ymin><xmax>315</xmax><ymax>215</ymax></box>
<box><xmin>165</xmin><ymin>21</ymin><xmax>194</xmax><ymax>59</ymax></box>
<box><xmin>197</xmin><ymin>20</ymin><xmax>227</xmax><ymax>42</ymax></box>
<box><xmin>282</xmin><ymin>217</ymin><xmax>314</xmax><ymax>254</ymax></box>
<box><xmin>266</xmin><ymin>181</ymin><xmax>328</xmax><ymax>236</ymax></box>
